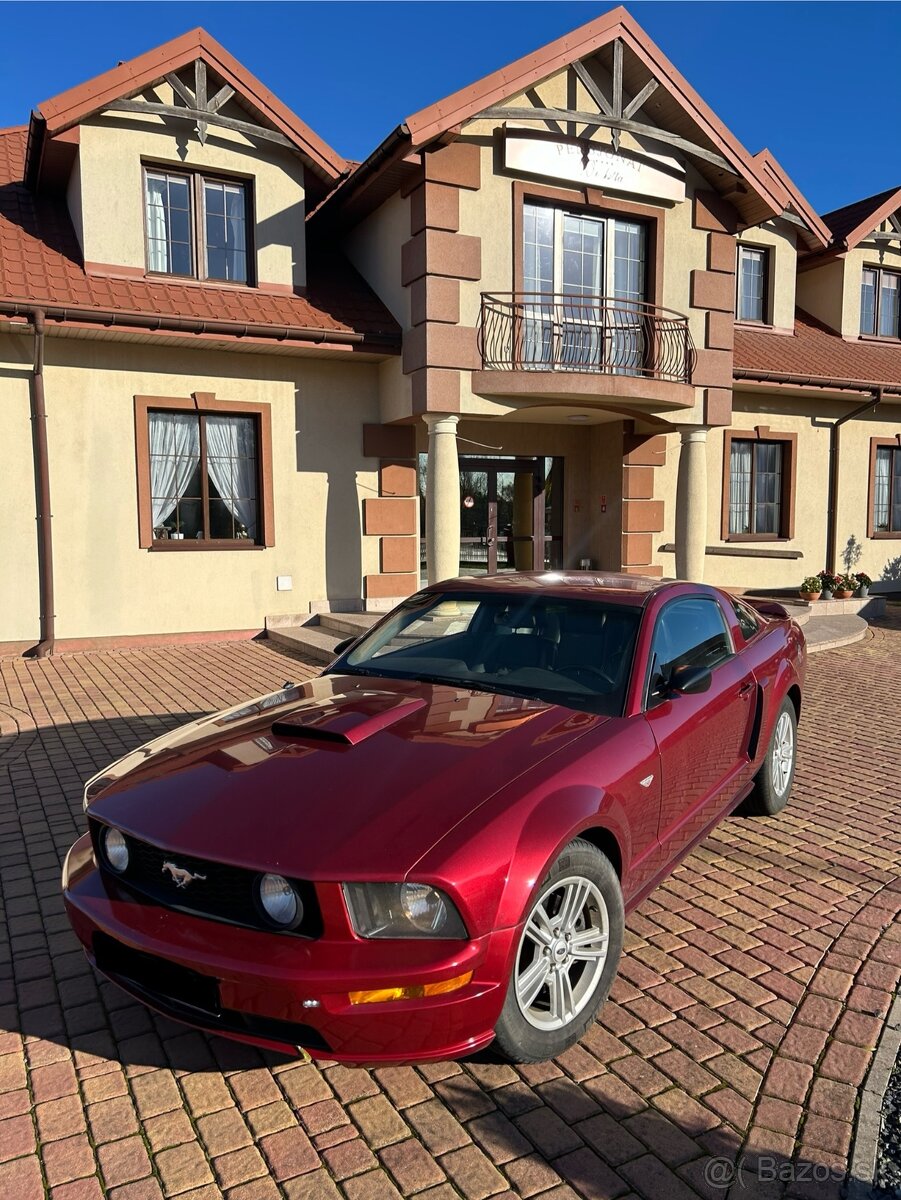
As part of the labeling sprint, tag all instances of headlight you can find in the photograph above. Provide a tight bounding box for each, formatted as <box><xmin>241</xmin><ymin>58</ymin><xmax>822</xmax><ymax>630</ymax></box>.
<box><xmin>102</xmin><ymin>827</ymin><xmax>129</xmax><ymax>873</ymax></box>
<box><xmin>258</xmin><ymin>874</ymin><xmax>300</xmax><ymax>927</ymax></box>
<box><xmin>343</xmin><ymin>882</ymin><xmax>467</xmax><ymax>939</ymax></box>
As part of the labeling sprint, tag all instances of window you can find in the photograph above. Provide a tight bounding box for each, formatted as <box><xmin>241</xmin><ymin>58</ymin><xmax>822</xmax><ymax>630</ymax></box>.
<box><xmin>736</xmin><ymin>245</ymin><xmax>768</xmax><ymax>323</ymax></box>
<box><xmin>870</xmin><ymin>440</ymin><xmax>901</xmax><ymax>535</ymax></box>
<box><xmin>135</xmin><ymin>395</ymin><xmax>273</xmax><ymax>549</ymax></box>
<box><xmin>522</xmin><ymin>202</ymin><xmax>648</xmax><ymax>373</ymax></box>
<box><xmin>144</xmin><ymin>168</ymin><xmax>250</xmax><ymax>284</ymax></box>
<box><xmin>860</xmin><ymin>267</ymin><xmax>900</xmax><ymax>338</ymax></box>
<box><xmin>723</xmin><ymin>431</ymin><xmax>796</xmax><ymax>541</ymax></box>
<box><xmin>730</xmin><ymin>596</ymin><xmax>761</xmax><ymax>641</ymax></box>
<box><xmin>647</xmin><ymin>597</ymin><xmax>732</xmax><ymax>706</ymax></box>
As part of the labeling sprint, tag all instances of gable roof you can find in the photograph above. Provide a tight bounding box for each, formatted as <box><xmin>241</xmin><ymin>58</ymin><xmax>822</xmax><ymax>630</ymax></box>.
<box><xmin>752</xmin><ymin>149</ymin><xmax>830</xmax><ymax>250</ymax></box>
<box><xmin>0</xmin><ymin>128</ymin><xmax>399</xmax><ymax>350</ymax></box>
<box><xmin>735</xmin><ymin>307</ymin><xmax>901</xmax><ymax>389</ymax></box>
<box><xmin>822</xmin><ymin>185</ymin><xmax>901</xmax><ymax>250</ymax></box>
<box><xmin>28</xmin><ymin>27</ymin><xmax>345</xmax><ymax>187</ymax></box>
<box><xmin>322</xmin><ymin>5</ymin><xmax>786</xmax><ymax>229</ymax></box>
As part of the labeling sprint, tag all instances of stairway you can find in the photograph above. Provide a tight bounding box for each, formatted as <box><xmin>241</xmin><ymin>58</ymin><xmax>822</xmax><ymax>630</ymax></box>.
<box><xmin>265</xmin><ymin>612</ymin><xmax>379</xmax><ymax>664</ymax></box>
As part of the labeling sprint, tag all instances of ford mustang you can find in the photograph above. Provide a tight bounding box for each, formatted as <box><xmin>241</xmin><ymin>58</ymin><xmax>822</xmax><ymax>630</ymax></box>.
<box><xmin>62</xmin><ymin>573</ymin><xmax>805</xmax><ymax>1064</ymax></box>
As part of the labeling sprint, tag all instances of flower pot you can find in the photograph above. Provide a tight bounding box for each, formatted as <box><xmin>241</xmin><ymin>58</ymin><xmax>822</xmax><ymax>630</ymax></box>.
<box><xmin>835</xmin><ymin>590</ymin><xmax>853</xmax><ymax>599</ymax></box>
<box><xmin>799</xmin><ymin>591</ymin><xmax>821</xmax><ymax>602</ymax></box>
<box><xmin>857</xmin><ymin>585</ymin><xmax>869</xmax><ymax>597</ymax></box>
<box><xmin>820</xmin><ymin>589</ymin><xmax>833</xmax><ymax>600</ymax></box>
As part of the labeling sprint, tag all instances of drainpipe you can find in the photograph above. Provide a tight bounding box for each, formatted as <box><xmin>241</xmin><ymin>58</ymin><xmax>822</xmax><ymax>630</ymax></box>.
<box><xmin>28</xmin><ymin>309</ymin><xmax>55</xmax><ymax>657</ymax></box>
<box><xmin>826</xmin><ymin>388</ymin><xmax>882</xmax><ymax>575</ymax></box>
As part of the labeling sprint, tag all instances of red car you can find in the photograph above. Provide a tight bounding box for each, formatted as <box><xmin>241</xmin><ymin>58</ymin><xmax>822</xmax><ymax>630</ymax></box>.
<box><xmin>63</xmin><ymin>574</ymin><xmax>805</xmax><ymax>1064</ymax></box>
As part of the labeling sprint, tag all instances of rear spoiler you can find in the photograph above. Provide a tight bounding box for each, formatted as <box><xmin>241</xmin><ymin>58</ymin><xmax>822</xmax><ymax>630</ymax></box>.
<box><xmin>744</xmin><ymin>598</ymin><xmax>792</xmax><ymax>621</ymax></box>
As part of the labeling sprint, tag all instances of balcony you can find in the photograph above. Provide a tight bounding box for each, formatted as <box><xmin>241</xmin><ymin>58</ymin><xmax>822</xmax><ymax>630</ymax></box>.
<box><xmin>473</xmin><ymin>293</ymin><xmax>697</xmax><ymax>413</ymax></box>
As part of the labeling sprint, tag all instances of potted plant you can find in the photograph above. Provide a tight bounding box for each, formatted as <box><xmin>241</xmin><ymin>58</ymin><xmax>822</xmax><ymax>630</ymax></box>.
<box><xmin>817</xmin><ymin>569</ymin><xmax>839</xmax><ymax>600</ymax></box>
<box><xmin>799</xmin><ymin>576</ymin><xmax>822</xmax><ymax>602</ymax></box>
<box><xmin>834</xmin><ymin>574</ymin><xmax>855</xmax><ymax>599</ymax></box>
<box><xmin>855</xmin><ymin>571</ymin><xmax>872</xmax><ymax>597</ymax></box>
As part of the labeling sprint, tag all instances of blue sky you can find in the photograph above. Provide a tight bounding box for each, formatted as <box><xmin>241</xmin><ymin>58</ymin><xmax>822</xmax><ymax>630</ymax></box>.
<box><xmin>1</xmin><ymin>2</ymin><xmax>896</xmax><ymax>214</ymax></box>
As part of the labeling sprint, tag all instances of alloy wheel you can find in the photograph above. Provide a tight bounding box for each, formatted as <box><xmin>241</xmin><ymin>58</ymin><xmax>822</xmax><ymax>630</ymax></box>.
<box><xmin>771</xmin><ymin>711</ymin><xmax>794</xmax><ymax>796</ymax></box>
<box><xmin>514</xmin><ymin>874</ymin><xmax>609</xmax><ymax>1031</ymax></box>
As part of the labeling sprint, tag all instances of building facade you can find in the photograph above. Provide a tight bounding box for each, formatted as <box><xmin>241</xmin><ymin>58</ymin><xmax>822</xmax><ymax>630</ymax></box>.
<box><xmin>1</xmin><ymin>8</ymin><xmax>900</xmax><ymax>653</ymax></box>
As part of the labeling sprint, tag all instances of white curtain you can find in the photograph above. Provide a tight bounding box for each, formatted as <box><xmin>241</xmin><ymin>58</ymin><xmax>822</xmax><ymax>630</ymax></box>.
<box><xmin>730</xmin><ymin>440</ymin><xmax>753</xmax><ymax>534</ymax></box>
<box><xmin>149</xmin><ymin>413</ymin><xmax>200</xmax><ymax>529</ymax></box>
<box><xmin>205</xmin><ymin>415</ymin><xmax>258</xmax><ymax>538</ymax></box>
<box><xmin>874</xmin><ymin>448</ymin><xmax>891</xmax><ymax>531</ymax></box>
<box><xmin>145</xmin><ymin>176</ymin><xmax>169</xmax><ymax>273</ymax></box>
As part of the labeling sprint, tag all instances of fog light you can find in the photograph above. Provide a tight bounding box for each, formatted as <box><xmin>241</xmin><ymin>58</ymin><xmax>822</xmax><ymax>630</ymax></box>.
<box><xmin>103</xmin><ymin>827</ymin><xmax>129</xmax><ymax>873</ymax></box>
<box><xmin>348</xmin><ymin>971</ymin><xmax>473</xmax><ymax>1005</ymax></box>
<box><xmin>259</xmin><ymin>874</ymin><xmax>299</xmax><ymax>927</ymax></box>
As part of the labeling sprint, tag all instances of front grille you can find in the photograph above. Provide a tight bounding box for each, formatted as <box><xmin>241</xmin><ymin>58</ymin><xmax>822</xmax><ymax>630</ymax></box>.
<box><xmin>93</xmin><ymin>932</ymin><xmax>331</xmax><ymax>1052</ymax></box>
<box><xmin>89</xmin><ymin>819</ymin><xmax>322</xmax><ymax>938</ymax></box>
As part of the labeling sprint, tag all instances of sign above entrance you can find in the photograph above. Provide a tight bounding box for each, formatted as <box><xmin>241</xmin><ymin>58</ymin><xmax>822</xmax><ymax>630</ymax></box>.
<box><xmin>503</xmin><ymin>129</ymin><xmax>686</xmax><ymax>205</ymax></box>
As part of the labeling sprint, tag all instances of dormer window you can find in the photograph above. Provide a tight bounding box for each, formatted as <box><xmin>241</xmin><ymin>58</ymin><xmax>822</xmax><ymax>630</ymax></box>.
<box><xmin>860</xmin><ymin>267</ymin><xmax>900</xmax><ymax>338</ymax></box>
<box><xmin>144</xmin><ymin>167</ymin><xmax>250</xmax><ymax>285</ymax></box>
<box><xmin>735</xmin><ymin>245</ymin><xmax>769</xmax><ymax>323</ymax></box>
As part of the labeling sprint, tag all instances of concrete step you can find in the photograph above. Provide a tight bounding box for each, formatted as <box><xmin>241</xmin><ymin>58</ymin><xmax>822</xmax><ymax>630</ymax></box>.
<box><xmin>805</xmin><ymin>614</ymin><xmax>868</xmax><ymax>654</ymax></box>
<box><xmin>319</xmin><ymin>612</ymin><xmax>380</xmax><ymax>638</ymax></box>
<box><xmin>266</xmin><ymin>623</ymin><xmax>342</xmax><ymax>665</ymax></box>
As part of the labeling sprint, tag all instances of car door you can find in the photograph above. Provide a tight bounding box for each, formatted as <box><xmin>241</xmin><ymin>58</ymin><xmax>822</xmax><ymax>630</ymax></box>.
<box><xmin>643</xmin><ymin>595</ymin><xmax>756</xmax><ymax>868</ymax></box>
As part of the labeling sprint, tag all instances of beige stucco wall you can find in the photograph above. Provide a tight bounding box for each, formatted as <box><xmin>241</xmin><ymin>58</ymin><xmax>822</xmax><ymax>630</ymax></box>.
<box><xmin>1</xmin><ymin>332</ymin><xmax>382</xmax><ymax>642</ymax></box>
<box><xmin>344</xmin><ymin>191</ymin><xmax>411</xmax><ymax>328</ymax></box>
<box><xmin>0</xmin><ymin>334</ymin><xmax>42</xmax><ymax>643</ymax></box>
<box><xmin>71</xmin><ymin>83</ymin><xmax>307</xmax><ymax>290</ymax></box>
<box><xmin>737</xmin><ymin>220</ymin><xmax>798</xmax><ymax>332</ymax></box>
<box><xmin>796</xmin><ymin>259</ymin><xmax>844</xmax><ymax>332</ymax></box>
<box><xmin>652</xmin><ymin>391</ymin><xmax>901</xmax><ymax>588</ymax></box>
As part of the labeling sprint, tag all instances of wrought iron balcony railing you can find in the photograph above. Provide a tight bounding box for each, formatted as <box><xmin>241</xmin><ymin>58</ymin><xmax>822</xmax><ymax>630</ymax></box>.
<box><xmin>478</xmin><ymin>293</ymin><xmax>696</xmax><ymax>385</ymax></box>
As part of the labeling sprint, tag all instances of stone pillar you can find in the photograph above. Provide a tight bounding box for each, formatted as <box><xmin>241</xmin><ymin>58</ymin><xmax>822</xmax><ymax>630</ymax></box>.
<box><xmin>423</xmin><ymin>414</ymin><xmax>460</xmax><ymax>584</ymax></box>
<box><xmin>675</xmin><ymin>427</ymin><xmax>709</xmax><ymax>582</ymax></box>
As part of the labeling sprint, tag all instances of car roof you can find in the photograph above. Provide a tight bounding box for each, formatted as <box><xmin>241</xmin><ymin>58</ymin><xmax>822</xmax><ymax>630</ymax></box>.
<box><xmin>429</xmin><ymin>572</ymin><xmax>680</xmax><ymax>608</ymax></box>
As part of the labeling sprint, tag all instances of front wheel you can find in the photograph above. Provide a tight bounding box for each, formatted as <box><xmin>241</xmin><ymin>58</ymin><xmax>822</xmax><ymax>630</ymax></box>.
<box><xmin>493</xmin><ymin>839</ymin><xmax>623</xmax><ymax>1063</ymax></box>
<box><xmin>743</xmin><ymin>697</ymin><xmax>797</xmax><ymax>816</ymax></box>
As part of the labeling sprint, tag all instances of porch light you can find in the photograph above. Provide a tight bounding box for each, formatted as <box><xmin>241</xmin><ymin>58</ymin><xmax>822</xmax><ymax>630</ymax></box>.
<box><xmin>348</xmin><ymin>971</ymin><xmax>473</xmax><ymax>1005</ymax></box>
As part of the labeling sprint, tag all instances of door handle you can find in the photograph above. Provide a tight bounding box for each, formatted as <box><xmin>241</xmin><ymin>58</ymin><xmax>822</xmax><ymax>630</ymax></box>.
<box><xmin>738</xmin><ymin>681</ymin><xmax>754</xmax><ymax>696</ymax></box>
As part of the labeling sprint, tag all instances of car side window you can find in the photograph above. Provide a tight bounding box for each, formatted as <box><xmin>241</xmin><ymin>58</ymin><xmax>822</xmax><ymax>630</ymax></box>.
<box><xmin>731</xmin><ymin>597</ymin><xmax>760</xmax><ymax>641</ymax></box>
<box><xmin>647</xmin><ymin>597</ymin><xmax>733</xmax><ymax>707</ymax></box>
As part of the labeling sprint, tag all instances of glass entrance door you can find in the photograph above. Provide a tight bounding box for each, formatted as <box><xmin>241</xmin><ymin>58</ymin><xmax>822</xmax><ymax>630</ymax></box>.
<box><xmin>457</xmin><ymin>457</ymin><xmax>563</xmax><ymax>574</ymax></box>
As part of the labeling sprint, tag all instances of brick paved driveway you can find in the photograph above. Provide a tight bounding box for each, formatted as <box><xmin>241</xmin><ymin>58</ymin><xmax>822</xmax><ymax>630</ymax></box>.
<box><xmin>1</xmin><ymin>622</ymin><xmax>899</xmax><ymax>1200</ymax></box>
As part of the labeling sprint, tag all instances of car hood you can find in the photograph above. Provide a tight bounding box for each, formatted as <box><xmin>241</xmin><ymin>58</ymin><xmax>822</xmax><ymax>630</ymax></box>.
<box><xmin>87</xmin><ymin>674</ymin><xmax>606</xmax><ymax>879</ymax></box>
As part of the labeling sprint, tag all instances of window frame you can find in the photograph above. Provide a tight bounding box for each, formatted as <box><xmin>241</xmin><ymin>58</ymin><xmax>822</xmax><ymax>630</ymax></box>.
<box><xmin>735</xmin><ymin>243</ymin><xmax>771</xmax><ymax>325</ymax></box>
<box><xmin>859</xmin><ymin>265</ymin><xmax>901</xmax><ymax>339</ymax></box>
<box><xmin>643</xmin><ymin>594</ymin><xmax>735</xmax><ymax>711</ymax></box>
<box><xmin>867</xmin><ymin>435</ymin><xmax>901</xmax><ymax>539</ymax></box>
<box><xmin>721</xmin><ymin>427</ymin><xmax>797</xmax><ymax>543</ymax></box>
<box><xmin>142</xmin><ymin>163</ymin><xmax>255</xmax><ymax>287</ymax></box>
<box><xmin>134</xmin><ymin>392</ymin><xmax>274</xmax><ymax>550</ymax></box>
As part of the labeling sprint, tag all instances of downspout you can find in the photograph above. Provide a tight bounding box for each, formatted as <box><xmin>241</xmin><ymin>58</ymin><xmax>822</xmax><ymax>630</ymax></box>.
<box><xmin>826</xmin><ymin>388</ymin><xmax>882</xmax><ymax>575</ymax></box>
<box><xmin>28</xmin><ymin>309</ymin><xmax>55</xmax><ymax>657</ymax></box>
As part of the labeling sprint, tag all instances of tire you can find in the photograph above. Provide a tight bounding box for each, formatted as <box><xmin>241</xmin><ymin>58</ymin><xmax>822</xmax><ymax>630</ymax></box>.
<box><xmin>742</xmin><ymin>696</ymin><xmax>797</xmax><ymax>816</ymax></box>
<box><xmin>492</xmin><ymin>838</ymin><xmax>624</xmax><ymax>1063</ymax></box>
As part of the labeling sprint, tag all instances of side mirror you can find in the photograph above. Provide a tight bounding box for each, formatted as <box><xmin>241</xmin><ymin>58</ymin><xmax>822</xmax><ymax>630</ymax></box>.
<box><xmin>669</xmin><ymin>664</ymin><xmax>712</xmax><ymax>695</ymax></box>
<box><xmin>333</xmin><ymin>637</ymin><xmax>355</xmax><ymax>656</ymax></box>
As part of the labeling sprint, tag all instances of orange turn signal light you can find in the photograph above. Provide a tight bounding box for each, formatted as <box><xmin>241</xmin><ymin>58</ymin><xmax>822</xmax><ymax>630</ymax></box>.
<box><xmin>348</xmin><ymin>971</ymin><xmax>473</xmax><ymax>1005</ymax></box>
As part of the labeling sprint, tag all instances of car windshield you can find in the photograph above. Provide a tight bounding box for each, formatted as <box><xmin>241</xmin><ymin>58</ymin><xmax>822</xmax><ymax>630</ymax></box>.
<box><xmin>331</xmin><ymin>591</ymin><xmax>642</xmax><ymax>716</ymax></box>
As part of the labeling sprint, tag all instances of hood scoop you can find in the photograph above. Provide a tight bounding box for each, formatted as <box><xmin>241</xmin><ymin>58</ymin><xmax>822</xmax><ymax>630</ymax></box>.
<box><xmin>271</xmin><ymin>694</ymin><xmax>427</xmax><ymax>747</ymax></box>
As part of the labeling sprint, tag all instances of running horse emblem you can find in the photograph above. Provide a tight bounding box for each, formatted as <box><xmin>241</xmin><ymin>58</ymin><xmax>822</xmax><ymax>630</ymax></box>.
<box><xmin>161</xmin><ymin>861</ymin><xmax>207</xmax><ymax>889</ymax></box>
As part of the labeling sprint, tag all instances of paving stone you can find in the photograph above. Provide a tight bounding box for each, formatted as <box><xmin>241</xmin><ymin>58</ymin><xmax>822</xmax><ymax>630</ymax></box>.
<box><xmin>439</xmin><ymin>1144</ymin><xmax>508</xmax><ymax>1199</ymax></box>
<box><xmin>259</xmin><ymin>1125</ymin><xmax>319</xmax><ymax>1180</ymax></box>
<box><xmin>380</xmin><ymin>1137</ymin><xmax>447</xmax><ymax>1192</ymax></box>
<box><xmin>155</xmin><ymin>1142</ymin><xmax>215</xmax><ymax>1194</ymax></box>
<box><xmin>97</xmin><ymin>1135</ymin><xmax>153</xmax><ymax>1188</ymax></box>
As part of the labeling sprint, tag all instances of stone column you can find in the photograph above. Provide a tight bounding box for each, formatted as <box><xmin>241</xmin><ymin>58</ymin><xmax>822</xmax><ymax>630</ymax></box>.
<box><xmin>423</xmin><ymin>414</ymin><xmax>460</xmax><ymax>584</ymax></box>
<box><xmin>675</xmin><ymin>427</ymin><xmax>709</xmax><ymax>582</ymax></box>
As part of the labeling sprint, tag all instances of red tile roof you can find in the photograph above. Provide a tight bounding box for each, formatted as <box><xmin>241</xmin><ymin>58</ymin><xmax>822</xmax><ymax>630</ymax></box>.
<box><xmin>734</xmin><ymin>308</ymin><xmax>901</xmax><ymax>387</ymax></box>
<box><xmin>822</xmin><ymin>185</ymin><xmax>901</xmax><ymax>249</ymax></box>
<box><xmin>0</xmin><ymin>128</ymin><xmax>400</xmax><ymax>348</ymax></box>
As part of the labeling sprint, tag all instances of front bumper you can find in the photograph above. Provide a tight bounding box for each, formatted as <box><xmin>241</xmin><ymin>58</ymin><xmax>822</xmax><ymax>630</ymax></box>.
<box><xmin>62</xmin><ymin>834</ymin><xmax>513</xmax><ymax>1063</ymax></box>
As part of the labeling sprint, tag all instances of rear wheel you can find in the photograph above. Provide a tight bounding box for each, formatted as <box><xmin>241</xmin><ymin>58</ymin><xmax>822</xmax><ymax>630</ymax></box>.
<box><xmin>493</xmin><ymin>839</ymin><xmax>623</xmax><ymax>1063</ymax></box>
<box><xmin>743</xmin><ymin>697</ymin><xmax>797</xmax><ymax>816</ymax></box>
